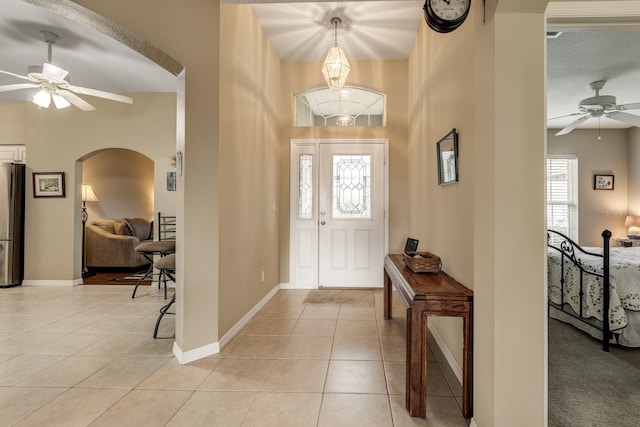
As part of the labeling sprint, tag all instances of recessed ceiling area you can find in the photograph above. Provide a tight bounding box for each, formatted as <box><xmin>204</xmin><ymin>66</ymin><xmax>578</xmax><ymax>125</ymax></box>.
<box><xmin>250</xmin><ymin>1</ymin><xmax>423</xmax><ymax>61</ymax></box>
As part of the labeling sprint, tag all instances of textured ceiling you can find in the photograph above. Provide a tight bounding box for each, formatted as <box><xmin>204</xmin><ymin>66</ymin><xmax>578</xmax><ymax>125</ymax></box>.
<box><xmin>0</xmin><ymin>0</ymin><xmax>176</xmax><ymax>102</ymax></box>
<box><xmin>547</xmin><ymin>30</ymin><xmax>640</xmax><ymax>131</ymax></box>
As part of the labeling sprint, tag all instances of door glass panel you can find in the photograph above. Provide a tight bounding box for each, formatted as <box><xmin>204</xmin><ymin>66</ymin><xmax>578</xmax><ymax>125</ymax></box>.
<box><xmin>298</xmin><ymin>154</ymin><xmax>313</xmax><ymax>219</ymax></box>
<box><xmin>332</xmin><ymin>154</ymin><xmax>371</xmax><ymax>219</ymax></box>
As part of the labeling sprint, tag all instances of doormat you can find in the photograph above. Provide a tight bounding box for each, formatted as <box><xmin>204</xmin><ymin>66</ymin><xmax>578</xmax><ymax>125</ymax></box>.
<box><xmin>303</xmin><ymin>289</ymin><xmax>374</xmax><ymax>305</ymax></box>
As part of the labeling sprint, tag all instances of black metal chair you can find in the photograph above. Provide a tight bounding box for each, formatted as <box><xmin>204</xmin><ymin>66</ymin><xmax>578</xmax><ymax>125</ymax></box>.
<box><xmin>153</xmin><ymin>253</ymin><xmax>176</xmax><ymax>338</ymax></box>
<box><xmin>131</xmin><ymin>212</ymin><xmax>176</xmax><ymax>299</ymax></box>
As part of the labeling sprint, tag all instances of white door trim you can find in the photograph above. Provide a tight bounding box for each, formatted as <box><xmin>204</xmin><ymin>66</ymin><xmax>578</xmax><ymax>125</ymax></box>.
<box><xmin>289</xmin><ymin>139</ymin><xmax>389</xmax><ymax>289</ymax></box>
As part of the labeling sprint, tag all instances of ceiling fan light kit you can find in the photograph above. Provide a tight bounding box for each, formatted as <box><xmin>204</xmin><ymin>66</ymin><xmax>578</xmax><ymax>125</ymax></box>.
<box><xmin>0</xmin><ymin>30</ymin><xmax>133</xmax><ymax>111</ymax></box>
<box><xmin>321</xmin><ymin>17</ymin><xmax>350</xmax><ymax>91</ymax></box>
<box><xmin>550</xmin><ymin>80</ymin><xmax>640</xmax><ymax>136</ymax></box>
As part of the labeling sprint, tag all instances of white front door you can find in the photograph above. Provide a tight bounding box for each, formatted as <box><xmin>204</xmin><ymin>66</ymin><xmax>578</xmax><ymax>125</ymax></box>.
<box><xmin>318</xmin><ymin>143</ymin><xmax>385</xmax><ymax>288</ymax></box>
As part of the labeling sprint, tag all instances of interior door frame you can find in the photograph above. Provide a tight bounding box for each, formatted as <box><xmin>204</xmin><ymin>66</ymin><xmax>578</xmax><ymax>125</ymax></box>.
<box><xmin>288</xmin><ymin>138</ymin><xmax>389</xmax><ymax>289</ymax></box>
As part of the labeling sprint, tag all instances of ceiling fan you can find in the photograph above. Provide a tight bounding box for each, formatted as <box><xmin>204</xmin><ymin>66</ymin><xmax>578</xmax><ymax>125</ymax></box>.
<box><xmin>0</xmin><ymin>31</ymin><xmax>133</xmax><ymax>111</ymax></box>
<box><xmin>549</xmin><ymin>80</ymin><xmax>640</xmax><ymax>136</ymax></box>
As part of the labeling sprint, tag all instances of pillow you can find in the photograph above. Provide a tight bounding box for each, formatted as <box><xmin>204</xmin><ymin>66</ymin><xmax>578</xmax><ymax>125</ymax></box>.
<box><xmin>120</xmin><ymin>219</ymin><xmax>136</xmax><ymax>238</ymax></box>
<box><xmin>91</xmin><ymin>220</ymin><xmax>116</xmax><ymax>234</ymax></box>
<box><xmin>113</xmin><ymin>220</ymin><xmax>132</xmax><ymax>236</ymax></box>
<box><xmin>124</xmin><ymin>218</ymin><xmax>152</xmax><ymax>240</ymax></box>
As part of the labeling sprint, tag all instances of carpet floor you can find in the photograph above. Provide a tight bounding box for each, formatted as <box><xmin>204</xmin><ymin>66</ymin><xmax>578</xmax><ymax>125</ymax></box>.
<box><xmin>303</xmin><ymin>289</ymin><xmax>374</xmax><ymax>305</ymax></box>
<box><xmin>548</xmin><ymin>318</ymin><xmax>640</xmax><ymax>426</ymax></box>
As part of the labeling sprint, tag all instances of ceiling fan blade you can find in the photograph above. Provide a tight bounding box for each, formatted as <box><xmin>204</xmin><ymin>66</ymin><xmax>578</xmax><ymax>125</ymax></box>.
<box><xmin>607</xmin><ymin>111</ymin><xmax>640</xmax><ymax>127</ymax></box>
<box><xmin>616</xmin><ymin>102</ymin><xmax>640</xmax><ymax>111</ymax></box>
<box><xmin>555</xmin><ymin>115</ymin><xmax>590</xmax><ymax>136</ymax></box>
<box><xmin>59</xmin><ymin>90</ymin><xmax>96</xmax><ymax>111</ymax></box>
<box><xmin>42</xmin><ymin>63</ymin><xmax>69</xmax><ymax>82</ymax></box>
<box><xmin>0</xmin><ymin>69</ymin><xmax>31</xmax><ymax>81</ymax></box>
<box><xmin>547</xmin><ymin>112</ymin><xmax>584</xmax><ymax>121</ymax></box>
<box><xmin>0</xmin><ymin>83</ymin><xmax>40</xmax><ymax>93</ymax></box>
<box><xmin>67</xmin><ymin>84</ymin><xmax>133</xmax><ymax>104</ymax></box>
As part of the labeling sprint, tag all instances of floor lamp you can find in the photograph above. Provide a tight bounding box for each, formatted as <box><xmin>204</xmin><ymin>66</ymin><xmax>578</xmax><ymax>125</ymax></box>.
<box><xmin>81</xmin><ymin>184</ymin><xmax>98</xmax><ymax>278</ymax></box>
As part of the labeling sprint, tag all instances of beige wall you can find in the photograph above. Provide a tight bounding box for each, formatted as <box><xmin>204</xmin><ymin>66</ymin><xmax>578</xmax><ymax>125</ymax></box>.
<box><xmin>409</xmin><ymin>1</ymin><xmax>548</xmax><ymax>425</ymax></box>
<box><xmin>13</xmin><ymin>92</ymin><xmax>175</xmax><ymax>281</ymax></box>
<box><xmin>0</xmin><ymin>103</ymin><xmax>28</xmax><ymax>145</ymax></box>
<box><xmin>218</xmin><ymin>4</ymin><xmax>281</xmax><ymax>335</ymax></box>
<box><xmin>548</xmin><ymin>128</ymin><xmax>629</xmax><ymax>245</ymax></box>
<box><xmin>279</xmin><ymin>60</ymin><xmax>410</xmax><ymax>282</ymax></box>
<box><xmin>73</xmin><ymin>0</ymin><xmax>221</xmax><ymax>353</ymax></box>
<box><xmin>83</xmin><ymin>148</ymin><xmax>155</xmax><ymax>222</ymax></box>
<box><xmin>628</xmin><ymin>127</ymin><xmax>640</xmax><ymax>215</ymax></box>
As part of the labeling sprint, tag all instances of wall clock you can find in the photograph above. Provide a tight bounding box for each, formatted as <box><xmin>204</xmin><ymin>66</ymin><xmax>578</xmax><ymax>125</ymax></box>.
<box><xmin>423</xmin><ymin>0</ymin><xmax>471</xmax><ymax>33</ymax></box>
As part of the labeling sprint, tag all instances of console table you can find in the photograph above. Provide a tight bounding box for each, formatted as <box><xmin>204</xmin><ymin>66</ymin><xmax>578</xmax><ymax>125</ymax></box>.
<box><xmin>383</xmin><ymin>254</ymin><xmax>473</xmax><ymax>419</ymax></box>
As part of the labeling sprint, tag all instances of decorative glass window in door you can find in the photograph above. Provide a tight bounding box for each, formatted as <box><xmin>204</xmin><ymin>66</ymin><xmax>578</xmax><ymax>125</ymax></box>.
<box><xmin>295</xmin><ymin>86</ymin><xmax>385</xmax><ymax>127</ymax></box>
<box><xmin>298</xmin><ymin>154</ymin><xmax>313</xmax><ymax>219</ymax></box>
<box><xmin>332</xmin><ymin>155</ymin><xmax>372</xmax><ymax>219</ymax></box>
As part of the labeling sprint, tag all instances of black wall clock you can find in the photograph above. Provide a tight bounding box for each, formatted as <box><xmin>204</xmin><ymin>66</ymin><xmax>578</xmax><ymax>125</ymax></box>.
<box><xmin>423</xmin><ymin>0</ymin><xmax>471</xmax><ymax>33</ymax></box>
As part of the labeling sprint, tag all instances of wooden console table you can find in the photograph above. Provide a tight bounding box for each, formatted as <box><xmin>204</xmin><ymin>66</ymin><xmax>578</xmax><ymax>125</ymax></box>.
<box><xmin>383</xmin><ymin>254</ymin><xmax>473</xmax><ymax>419</ymax></box>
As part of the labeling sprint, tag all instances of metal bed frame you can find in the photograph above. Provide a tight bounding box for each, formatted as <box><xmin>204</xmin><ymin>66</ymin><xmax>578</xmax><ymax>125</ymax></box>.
<box><xmin>547</xmin><ymin>229</ymin><xmax>612</xmax><ymax>352</ymax></box>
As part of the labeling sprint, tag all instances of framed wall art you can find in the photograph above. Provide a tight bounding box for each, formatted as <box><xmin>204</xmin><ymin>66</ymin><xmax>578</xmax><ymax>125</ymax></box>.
<box><xmin>33</xmin><ymin>172</ymin><xmax>65</xmax><ymax>198</ymax></box>
<box><xmin>166</xmin><ymin>171</ymin><xmax>176</xmax><ymax>191</ymax></box>
<box><xmin>593</xmin><ymin>174</ymin><xmax>614</xmax><ymax>190</ymax></box>
<box><xmin>436</xmin><ymin>128</ymin><xmax>459</xmax><ymax>185</ymax></box>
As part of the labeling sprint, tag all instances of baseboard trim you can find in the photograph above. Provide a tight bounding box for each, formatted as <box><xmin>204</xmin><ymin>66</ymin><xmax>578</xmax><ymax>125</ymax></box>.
<box><xmin>172</xmin><ymin>283</ymin><xmax>281</xmax><ymax>364</ymax></box>
<box><xmin>427</xmin><ymin>319</ymin><xmax>463</xmax><ymax>384</ymax></box>
<box><xmin>21</xmin><ymin>279</ymin><xmax>82</xmax><ymax>286</ymax></box>
<box><xmin>219</xmin><ymin>283</ymin><xmax>281</xmax><ymax>348</ymax></box>
<box><xmin>173</xmin><ymin>341</ymin><xmax>219</xmax><ymax>365</ymax></box>
<box><xmin>279</xmin><ymin>282</ymin><xmax>316</xmax><ymax>289</ymax></box>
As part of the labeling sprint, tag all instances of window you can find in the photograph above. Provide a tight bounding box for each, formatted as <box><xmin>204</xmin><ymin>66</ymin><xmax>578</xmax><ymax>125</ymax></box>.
<box><xmin>294</xmin><ymin>86</ymin><xmax>385</xmax><ymax>127</ymax></box>
<box><xmin>546</xmin><ymin>156</ymin><xmax>578</xmax><ymax>240</ymax></box>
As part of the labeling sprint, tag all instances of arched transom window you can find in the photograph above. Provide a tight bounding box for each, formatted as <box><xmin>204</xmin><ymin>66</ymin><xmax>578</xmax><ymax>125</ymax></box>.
<box><xmin>295</xmin><ymin>86</ymin><xmax>386</xmax><ymax>127</ymax></box>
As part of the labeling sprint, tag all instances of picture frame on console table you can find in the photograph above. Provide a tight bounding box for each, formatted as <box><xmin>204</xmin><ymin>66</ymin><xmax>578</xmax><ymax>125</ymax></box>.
<box><xmin>33</xmin><ymin>172</ymin><xmax>65</xmax><ymax>198</ymax></box>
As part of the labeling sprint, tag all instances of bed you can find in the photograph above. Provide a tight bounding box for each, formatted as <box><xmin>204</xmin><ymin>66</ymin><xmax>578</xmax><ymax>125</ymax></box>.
<box><xmin>547</xmin><ymin>229</ymin><xmax>640</xmax><ymax>350</ymax></box>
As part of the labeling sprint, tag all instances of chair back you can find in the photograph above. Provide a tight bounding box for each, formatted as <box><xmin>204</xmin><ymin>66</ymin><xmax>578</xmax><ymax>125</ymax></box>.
<box><xmin>158</xmin><ymin>212</ymin><xmax>176</xmax><ymax>241</ymax></box>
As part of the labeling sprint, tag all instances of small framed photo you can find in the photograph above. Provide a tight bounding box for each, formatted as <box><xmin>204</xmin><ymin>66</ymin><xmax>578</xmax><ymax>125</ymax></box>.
<box><xmin>593</xmin><ymin>174</ymin><xmax>614</xmax><ymax>190</ymax></box>
<box><xmin>404</xmin><ymin>238</ymin><xmax>419</xmax><ymax>253</ymax></box>
<box><xmin>437</xmin><ymin>128</ymin><xmax>459</xmax><ymax>185</ymax></box>
<box><xmin>166</xmin><ymin>171</ymin><xmax>176</xmax><ymax>191</ymax></box>
<box><xmin>33</xmin><ymin>172</ymin><xmax>65</xmax><ymax>198</ymax></box>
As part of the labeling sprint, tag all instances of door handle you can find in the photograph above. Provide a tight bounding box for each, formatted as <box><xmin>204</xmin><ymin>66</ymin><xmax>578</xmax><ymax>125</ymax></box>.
<box><xmin>320</xmin><ymin>221</ymin><xmax>326</xmax><ymax>225</ymax></box>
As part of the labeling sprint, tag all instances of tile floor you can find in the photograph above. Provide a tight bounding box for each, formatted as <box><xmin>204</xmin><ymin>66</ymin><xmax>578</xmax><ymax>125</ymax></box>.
<box><xmin>0</xmin><ymin>284</ymin><xmax>468</xmax><ymax>426</ymax></box>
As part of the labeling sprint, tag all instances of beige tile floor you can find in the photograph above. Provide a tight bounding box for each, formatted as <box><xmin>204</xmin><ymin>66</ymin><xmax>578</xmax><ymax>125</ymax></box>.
<box><xmin>0</xmin><ymin>285</ymin><xmax>468</xmax><ymax>426</ymax></box>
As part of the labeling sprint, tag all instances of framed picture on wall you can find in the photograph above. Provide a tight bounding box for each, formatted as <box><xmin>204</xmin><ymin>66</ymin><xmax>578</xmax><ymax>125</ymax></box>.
<box><xmin>33</xmin><ymin>172</ymin><xmax>65</xmax><ymax>198</ymax></box>
<box><xmin>167</xmin><ymin>171</ymin><xmax>176</xmax><ymax>191</ymax></box>
<box><xmin>593</xmin><ymin>174</ymin><xmax>614</xmax><ymax>190</ymax></box>
<box><xmin>436</xmin><ymin>128</ymin><xmax>459</xmax><ymax>185</ymax></box>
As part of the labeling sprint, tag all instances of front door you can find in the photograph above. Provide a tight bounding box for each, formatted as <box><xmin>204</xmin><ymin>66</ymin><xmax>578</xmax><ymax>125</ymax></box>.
<box><xmin>318</xmin><ymin>142</ymin><xmax>385</xmax><ymax>288</ymax></box>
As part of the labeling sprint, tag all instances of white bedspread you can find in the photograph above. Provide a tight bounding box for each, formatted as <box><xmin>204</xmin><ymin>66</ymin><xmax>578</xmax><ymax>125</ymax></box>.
<box><xmin>548</xmin><ymin>246</ymin><xmax>640</xmax><ymax>341</ymax></box>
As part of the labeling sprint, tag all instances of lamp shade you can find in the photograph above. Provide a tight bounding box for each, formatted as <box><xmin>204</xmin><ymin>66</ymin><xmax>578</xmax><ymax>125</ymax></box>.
<box><xmin>82</xmin><ymin>185</ymin><xmax>98</xmax><ymax>202</ymax></box>
<box><xmin>625</xmin><ymin>215</ymin><xmax>640</xmax><ymax>237</ymax></box>
<box><xmin>625</xmin><ymin>215</ymin><xmax>639</xmax><ymax>227</ymax></box>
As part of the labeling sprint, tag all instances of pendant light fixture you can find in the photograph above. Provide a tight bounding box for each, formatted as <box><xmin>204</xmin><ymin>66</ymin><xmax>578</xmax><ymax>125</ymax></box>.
<box><xmin>321</xmin><ymin>17</ymin><xmax>350</xmax><ymax>91</ymax></box>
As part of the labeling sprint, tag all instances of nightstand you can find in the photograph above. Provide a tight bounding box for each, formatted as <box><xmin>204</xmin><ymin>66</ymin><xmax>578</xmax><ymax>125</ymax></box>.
<box><xmin>614</xmin><ymin>238</ymin><xmax>640</xmax><ymax>247</ymax></box>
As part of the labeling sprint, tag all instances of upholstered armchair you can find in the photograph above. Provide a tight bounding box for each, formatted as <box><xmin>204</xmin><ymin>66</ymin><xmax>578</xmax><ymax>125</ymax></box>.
<box><xmin>85</xmin><ymin>218</ymin><xmax>153</xmax><ymax>269</ymax></box>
